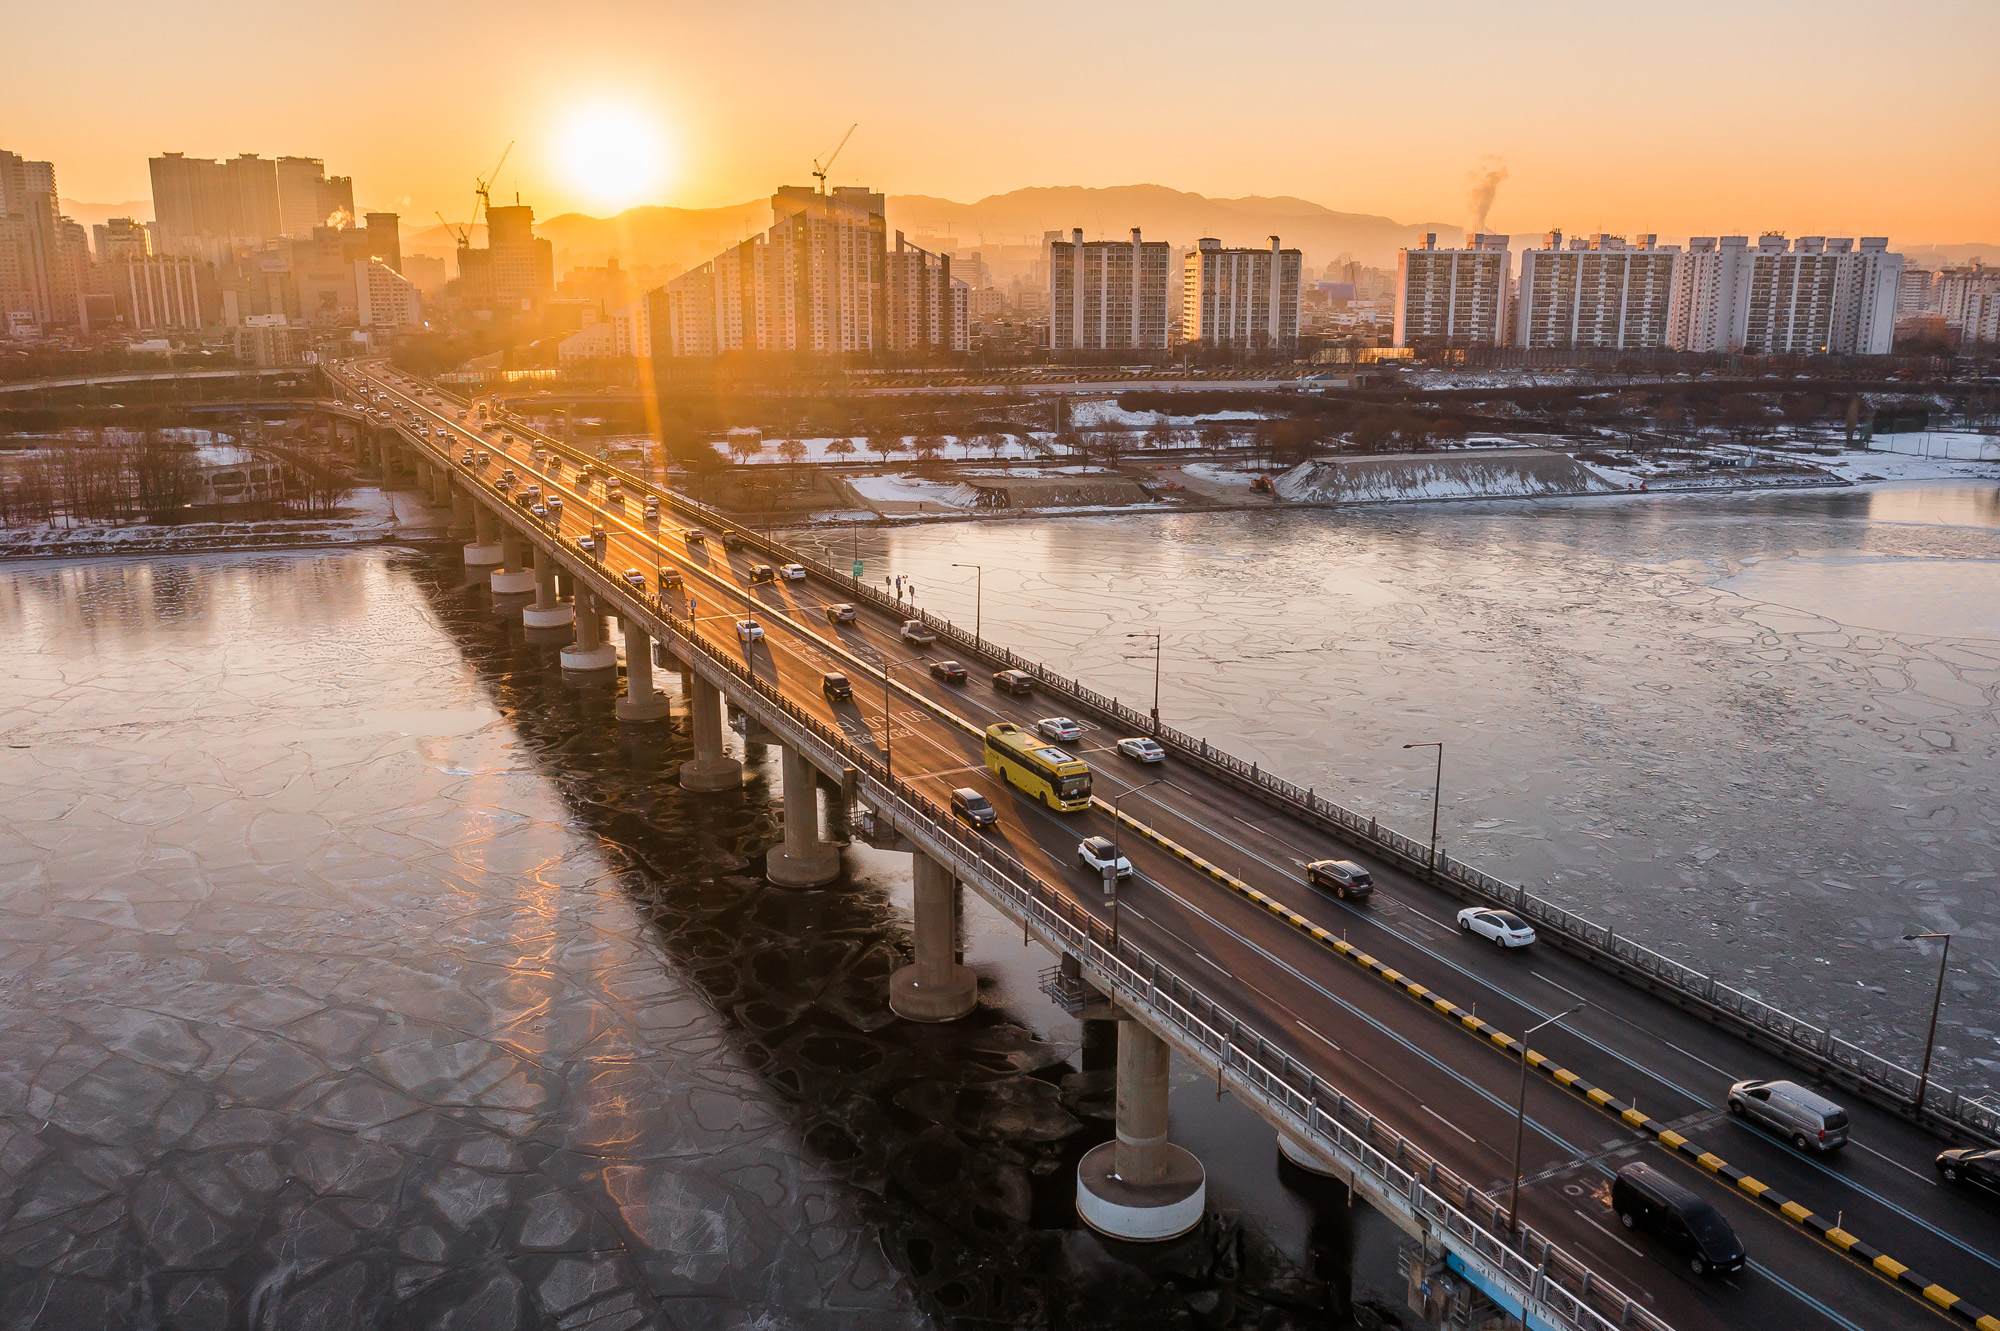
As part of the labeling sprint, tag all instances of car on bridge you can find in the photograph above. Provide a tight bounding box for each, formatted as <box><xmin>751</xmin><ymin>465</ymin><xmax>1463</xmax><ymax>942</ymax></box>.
<box><xmin>659</xmin><ymin>569</ymin><xmax>683</xmax><ymax>593</ymax></box>
<box><xmin>622</xmin><ymin>568</ymin><xmax>648</xmax><ymax>591</ymax></box>
<box><xmin>1077</xmin><ymin>837</ymin><xmax>1133</xmax><ymax>880</ymax></box>
<box><xmin>901</xmin><ymin>621</ymin><xmax>937</xmax><ymax>646</ymax></box>
<box><xmin>951</xmin><ymin>788</ymin><xmax>997</xmax><ymax>828</ymax></box>
<box><xmin>1936</xmin><ymin>1147</ymin><xmax>2000</xmax><ymax>1199</ymax></box>
<box><xmin>1035</xmin><ymin>717</ymin><xmax>1083</xmax><ymax>743</ymax></box>
<box><xmin>821</xmin><ymin>672</ymin><xmax>852</xmax><ymax>701</ymax></box>
<box><xmin>643</xmin><ymin>497</ymin><xmax>660</xmax><ymax>520</ymax></box>
<box><xmin>530</xmin><ymin>504</ymin><xmax>549</xmax><ymax>523</ymax></box>
<box><xmin>1457</xmin><ymin>906</ymin><xmax>1535</xmax><ymax>947</ymax></box>
<box><xmin>721</xmin><ymin>531</ymin><xmax>745</xmax><ymax>550</ymax></box>
<box><xmin>684</xmin><ymin>528</ymin><xmax>706</xmax><ymax>545</ymax></box>
<box><xmin>1306</xmin><ymin>859</ymin><xmax>1374</xmax><ymax>901</ymax></box>
<box><xmin>929</xmin><ymin>660</ymin><xmax>968</xmax><ymax>684</ymax></box>
<box><xmin>993</xmin><ymin>669</ymin><xmax>1033</xmax><ymax>696</ymax></box>
<box><xmin>1115</xmin><ymin>737</ymin><xmax>1166</xmax><ymax>764</ymax></box>
<box><xmin>749</xmin><ymin>564</ymin><xmax>777</xmax><ymax>584</ymax></box>
<box><xmin>736</xmin><ymin>620</ymin><xmax>765</xmax><ymax>643</ymax></box>
<box><xmin>575</xmin><ymin>534</ymin><xmax>597</xmax><ymax>556</ymax></box>
<box><xmin>1612</xmin><ymin>1162</ymin><xmax>1744</xmax><ymax>1277</ymax></box>
<box><xmin>825</xmin><ymin>603</ymin><xmax>856</xmax><ymax>624</ymax></box>
<box><xmin>1727</xmin><ymin>1079</ymin><xmax>1848</xmax><ymax>1151</ymax></box>
<box><xmin>780</xmin><ymin>564</ymin><xmax>806</xmax><ymax>580</ymax></box>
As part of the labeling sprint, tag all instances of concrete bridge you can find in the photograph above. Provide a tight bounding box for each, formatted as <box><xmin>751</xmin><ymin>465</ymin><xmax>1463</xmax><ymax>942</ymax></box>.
<box><xmin>334</xmin><ymin>360</ymin><xmax>2000</xmax><ymax>1331</ymax></box>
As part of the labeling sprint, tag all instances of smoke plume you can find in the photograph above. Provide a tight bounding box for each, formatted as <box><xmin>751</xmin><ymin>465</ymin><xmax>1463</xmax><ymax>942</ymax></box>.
<box><xmin>1467</xmin><ymin>164</ymin><xmax>1508</xmax><ymax>233</ymax></box>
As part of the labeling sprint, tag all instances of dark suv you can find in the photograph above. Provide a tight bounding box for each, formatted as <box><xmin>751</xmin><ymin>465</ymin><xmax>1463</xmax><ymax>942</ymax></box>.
<box><xmin>1306</xmin><ymin>859</ymin><xmax>1374</xmax><ymax>901</ymax></box>
<box><xmin>1611</xmin><ymin>1163</ymin><xmax>1744</xmax><ymax>1276</ymax></box>
<box><xmin>821</xmin><ymin>673</ymin><xmax>853</xmax><ymax>701</ymax></box>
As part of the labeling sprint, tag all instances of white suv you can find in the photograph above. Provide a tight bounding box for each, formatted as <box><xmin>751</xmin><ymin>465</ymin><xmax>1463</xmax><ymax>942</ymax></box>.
<box><xmin>1077</xmin><ymin>836</ymin><xmax>1133</xmax><ymax>880</ymax></box>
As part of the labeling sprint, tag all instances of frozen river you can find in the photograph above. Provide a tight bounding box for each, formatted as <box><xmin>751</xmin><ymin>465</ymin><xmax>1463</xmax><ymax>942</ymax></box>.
<box><xmin>793</xmin><ymin>481</ymin><xmax>2000</xmax><ymax>1101</ymax></box>
<box><xmin>0</xmin><ymin>545</ymin><xmax>1384</xmax><ymax>1329</ymax></box>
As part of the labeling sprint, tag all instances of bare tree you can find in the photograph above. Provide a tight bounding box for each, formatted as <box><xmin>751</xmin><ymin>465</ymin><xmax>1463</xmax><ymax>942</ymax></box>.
<box><xmin>127</xmin><ymin>430</ymin><xmax>199</xmax><ymax>522</ymax></box>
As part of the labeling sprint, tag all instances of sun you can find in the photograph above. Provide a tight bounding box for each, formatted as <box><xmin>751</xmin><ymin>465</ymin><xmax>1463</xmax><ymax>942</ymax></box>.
<box><xmin>557</xmin><ymin>104</ymin><xmax>668</xmax><ymax>213</ymax></box>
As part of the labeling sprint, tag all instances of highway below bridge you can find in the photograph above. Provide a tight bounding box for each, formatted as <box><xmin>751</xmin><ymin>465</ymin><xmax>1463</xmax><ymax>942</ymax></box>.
<box><xmin>335</xmin><ymin>358</ymin><xmax>2000</xmax><ymax>1331</ymax></box>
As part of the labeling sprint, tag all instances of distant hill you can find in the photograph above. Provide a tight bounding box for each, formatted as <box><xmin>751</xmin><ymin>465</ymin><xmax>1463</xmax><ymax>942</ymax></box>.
<box><xmin>60</xmin><ymin>199</ymin><xmax>154</xmax><ymax>230</ymax></box>
<box><xmin>403</xmin><ymin>200</ymin><xmax>775</xmax><ymax>278</ymax></box>
<box><xmin>887</xmin><ymin>185</ymin><xmax>1456</xmax><ymax>266</ymax></box>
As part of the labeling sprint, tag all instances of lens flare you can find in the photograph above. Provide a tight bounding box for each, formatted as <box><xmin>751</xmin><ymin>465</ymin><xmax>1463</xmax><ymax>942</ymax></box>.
<box><xmin>558</xmin><ymin>104</ymin><xmax>667</xmax><ymax>212</ymax></box>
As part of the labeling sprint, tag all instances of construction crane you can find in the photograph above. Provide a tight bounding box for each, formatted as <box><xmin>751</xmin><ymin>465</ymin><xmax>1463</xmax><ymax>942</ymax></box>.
<box><xmin>472</xmin><ymin>141</ymin><xmax>515</xmax><ymax>228</ymax></box>
<box><xmin>435</xmin><ymin>211</ymin><xmax>468</xmax><ymax>247</ymax></box>
<box><xmin>811</xmin><ymin>124</ymin><xmax>857</xmax><ymax>194</ymax></box>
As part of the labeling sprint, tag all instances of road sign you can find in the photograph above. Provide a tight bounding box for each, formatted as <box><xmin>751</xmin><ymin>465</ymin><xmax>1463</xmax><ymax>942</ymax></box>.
<box><xmin>853</xmin><ymin>559</ymin><xmax>864</xmax><ymax>578</ymax></box>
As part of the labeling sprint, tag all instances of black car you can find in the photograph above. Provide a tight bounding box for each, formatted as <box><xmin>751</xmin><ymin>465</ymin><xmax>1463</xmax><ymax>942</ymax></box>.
<box><xmin>1306</xmin><ymin>859</ymin><xmax>1374</xmax><ymax>901</ymax></box>
<box><xmin>950</xmin><ymin>788</ymin><xmax>997</xmax><ymax>827</ymax></box>
<box><xmin>822</xmin><ymin>672</ymin><xmax>853</xmax><ymax>701</ymax></box>
<box><xmin>1611</xmin><ymin>1162</ymin><xmax>1745</xmax><ymax>1276</ymax></box>
<box><xmin>1937</xmin><ymin>1149</ymin><xmax>2000</xmax><ymax>1199</ymax></box>
<box><xmin>929</xmin><ymin>660</ymin><xmax>968</xmax><ymax>684</ymax></box>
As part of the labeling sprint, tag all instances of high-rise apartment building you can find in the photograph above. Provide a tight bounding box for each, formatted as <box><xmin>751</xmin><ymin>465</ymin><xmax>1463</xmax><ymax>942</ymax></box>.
<box><xmin>1182</xmin><ymin>236</ymin><xmax>1302</xmax><ymax>350</ymax></box>
<box><xmin>1667</xmin><ymin>234</ymin><xmax>1900</xmax><ymax>355</ymax></box>
<box><xmin>1514</xmin><ymin>232</ymin><xmax>1679</xmax><ymax>349</ymax></box>
<box><xmin>1935</xmin><ymin>265</ymin><xmax>2000</xmax><ymax>345</ymax></box>
<box><xmin>1394</xmin><ymin>233</ymin><xmax>1511</xmax><ymax>347</ymax></box>
<box><xmin>0</xmin><ymin>149</ymin><xmax>67</xmax><ymax>331</ymax></box>
<box><xmin>1896</xmin><ymin>268</ymin><xmax>1938</xmax><ymax>320</ymax></box>
<box><xmin>659</xmin><ymin>186</ymin><xmax>885</xmax><ymax>357</ymax></box>
<box><xmin>883</xmin><ymin>233</ymin><xmax>969</xmax><ymax>353</ymax></box>
<box><xmin>106</xmin><ymin>255</ymin><xmax>217</xmax><ymax>331</ymax></box>
<box><xmin>457</xmin><ymin>204</ymin><xmax>555</xmax><ymax>314</ymax></box>
<box><xmin>364</xmin><ymin>213</ymin><xmax>401</xmax><ymax>272</ymax></box>
<box><xmin>1048</xmin><ymin>228</ymin><xmax>1171</xmax><ymax>352</ymax></box>
<box><xmin>151</xmin><ymin>152</ymin><xmax>348</xmax><ymax>256</ymax></box>
<box><xmin>93</xmin><ymin>217</ymin><xmax>151</xmax><ymax>264</ymax></box>
<box><xmin>277</xmin><ymin>157</ymin><xmax>331</xmax><ymax>236</ymax></box>
<box><xmin>355</xmin><ymin>258</ymin><xmax>423</xmax><ymax>328</ymax></box>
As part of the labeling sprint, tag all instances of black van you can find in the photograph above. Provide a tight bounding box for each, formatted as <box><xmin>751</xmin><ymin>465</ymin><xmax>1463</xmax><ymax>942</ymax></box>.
<box><xmin>1611</xmin><ymin>1162</ymin><xmax>1744</xmax><ymax>1276</ymax></box>
<box><xmin>822</xmin><ymin>672</ymin><xmax>853</xmax><ymax>701</ymax></box>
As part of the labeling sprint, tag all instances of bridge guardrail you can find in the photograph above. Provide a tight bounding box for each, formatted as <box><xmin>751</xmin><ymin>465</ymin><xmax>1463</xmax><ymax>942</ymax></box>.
<box><xmin>416</xmin><ymin>423</ymin><xmax>1670</xmax><ymax>1331</ymax></box>
<box><xmin>404</xmin><ymin>376</ymin><xmax>1997</xmax><ymax>1148</ymax></box>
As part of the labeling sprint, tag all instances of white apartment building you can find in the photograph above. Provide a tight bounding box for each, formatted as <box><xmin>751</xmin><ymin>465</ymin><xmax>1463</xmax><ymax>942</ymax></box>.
<box><xmin>1514</xmin><ymin>232</ymin><xmax>1679</xmax><ymax>350</ymax></box>
<box><xmin>883</xmin><ymin>233</ymin><xmax>970</xmax><ymax>353</ymax></box>
<box><xmin>1668</xmin><ymin>234</ymin><xmax>1901</xmax><ymax>355</ymax></box>
<box><xmin>659</xmin><ymin>186</ymin><xmax>883</xmax><ymax>357</ymax></box>
<box><xmin>1394</xmin><ymin>234</ymin><xmax>1510</xmax><ymax>347</ymax></box>
<box><xmin>1936</xmin><ymin>265</ymin><xmax>2000</xmax><ymax>345</ymax></box>
<box><xmin>1048</xmin><ymin>228</ymin><xmax>1171</xmax><ymax>352</ymax></box>
<box><xmin>1896</xmin><ymin>267</ymin><xmax>1938</xmax><ymax>320</ymax></box>
<box><xmin>354</xmin><ymin>258</ymin><xmax>422</xmax><ymax>328</ymax></box>
<box><xmin>1182</xmin><ymin>236</ymin><xmax>1302</xmax><ymax>350</ymax></box>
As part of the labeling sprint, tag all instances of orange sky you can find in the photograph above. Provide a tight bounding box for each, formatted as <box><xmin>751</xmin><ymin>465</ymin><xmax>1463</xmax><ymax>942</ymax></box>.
<box><xmin>8</xmin><ymin>0</ymin><xmax>1997</xmax><ymax>244</ymax></box>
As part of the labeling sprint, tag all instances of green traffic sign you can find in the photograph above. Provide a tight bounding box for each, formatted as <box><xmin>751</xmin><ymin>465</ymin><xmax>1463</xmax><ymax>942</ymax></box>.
<box><xmin>853</xmin><ymin>559</ymin><xmax>864</xmax><ymax>578</ymax></box>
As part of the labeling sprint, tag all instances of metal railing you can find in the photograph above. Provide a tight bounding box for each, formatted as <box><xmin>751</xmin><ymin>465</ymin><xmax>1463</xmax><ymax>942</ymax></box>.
<box><xmin>431</xmin><ymin>381</ymin><xmax>1998</xmax><ymax>1146</ymax></box>
<box><xmin>401</xmin><ymin>414</ymin><xmax>1669</xmax><ymax>1331</ymax></box>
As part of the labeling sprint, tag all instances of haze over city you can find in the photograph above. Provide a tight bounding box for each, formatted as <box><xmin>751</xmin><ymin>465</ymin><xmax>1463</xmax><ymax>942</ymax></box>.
<box><xmin>4</xmin><ymin>4</ymin><xmax>1999</xmax><ymax>1331</ymax></box>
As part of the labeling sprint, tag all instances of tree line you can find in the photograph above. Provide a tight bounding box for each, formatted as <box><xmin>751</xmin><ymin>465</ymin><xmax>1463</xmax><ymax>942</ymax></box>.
<box><xmin>0</xmin><ymin>427</ymin><xmax>355</xmax><ymax>528</ymax></box>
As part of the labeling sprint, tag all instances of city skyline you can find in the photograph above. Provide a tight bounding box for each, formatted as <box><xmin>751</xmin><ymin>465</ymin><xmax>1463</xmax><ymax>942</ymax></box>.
<box><xmin>7</xmin><ymin>0</ymin><xmax>1997</xmax><ymax>245</ymax></box>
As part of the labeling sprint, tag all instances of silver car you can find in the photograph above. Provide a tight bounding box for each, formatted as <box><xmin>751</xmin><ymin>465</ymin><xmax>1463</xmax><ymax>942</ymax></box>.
<box><xmin>1728</xmin><ymin>1079</ymin><xmax>1849</xmax><ymax>1151</ymax></box>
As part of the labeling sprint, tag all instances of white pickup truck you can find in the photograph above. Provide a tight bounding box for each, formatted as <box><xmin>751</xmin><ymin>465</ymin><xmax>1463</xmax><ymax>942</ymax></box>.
<box><xmin>900</xmin><ymin>620</ymin><xmax>937</xmax><ymax>646</ymax></box>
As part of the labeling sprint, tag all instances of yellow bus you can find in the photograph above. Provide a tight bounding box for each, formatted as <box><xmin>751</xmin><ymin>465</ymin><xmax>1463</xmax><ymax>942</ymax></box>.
<box><xmin>984</xmin><ymin>723</ymin><xmax>1092</xmax><ymax>812</ymax></box>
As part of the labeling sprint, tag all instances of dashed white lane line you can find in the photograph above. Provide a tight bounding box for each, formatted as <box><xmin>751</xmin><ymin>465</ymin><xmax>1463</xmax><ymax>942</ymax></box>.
<box><xmin>1422</xmin><ymin>1104</ymin><xmax>1479</xmax><ymax>1144</ymax></box>
<box><xmin>1297</xmin><ymin>1021</ymin><xmax>1340</xmax><ymax>1052</ymax></box>
<box><xmin>1572</xmin><ymin>1208</ymin><xmax>1645</xmax><ymax>1257</ymax></box>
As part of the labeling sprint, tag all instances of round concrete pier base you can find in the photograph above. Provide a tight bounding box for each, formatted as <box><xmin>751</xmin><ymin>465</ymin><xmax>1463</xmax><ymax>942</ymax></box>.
<box><xmin>560</xmin><ymin>643</ymin><xmax>619</xmax><ymax>672</ymax></box>
<box><xmin>489</xmin><ymin>569</ymin><xmax>536</xmax><ymax>595</ymax></box>
<box><xmin>679</xmin><ymin>757</ymin><xmax>745</xmax><ymax>791</ymax></box>
<box><xmin>462</xmin><ymin>542</ymin><xmax>503</xmax><ymax>565</ymax></box>
<box><xmin>1277</xmin><ymin>1134</ymin><xmax>1346</xmax><ymax>1178</ymax></box>
<box><xmin>615</xmin><ymin>691</ymin><xmax>673</xmax><ymax>724</ymax></box>
<box><xmin>767</xmin><ymin>843</ymin><xmax>841</xmax><ymax>889</ymax></box>
<box><xmin>1076</xmin><ymin>1141</ymin><xmax>1206</xmax><ymax>1242</ymax></box>
<box><xmin>523</xmin><ymin>604</ymin><xmax>575</xmax><ymax>628</ymax></box>
<box><xmin>888</xmin><ymin>963</ymin><xmax>978</xmax><ymax>1023</ymax></box>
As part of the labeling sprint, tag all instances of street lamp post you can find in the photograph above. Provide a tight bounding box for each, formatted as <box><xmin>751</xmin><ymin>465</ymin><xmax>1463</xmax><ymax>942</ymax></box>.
<box><xmin>877</xmin><ymin>658</ymin><xmax>908</xmax><ymax>781</ymax></box>
<box><xmin>1509</xmin><ymin>1002</ymin><xmax>1585</xmax><ymax>1235</ymax></box>
<box><xmin>1106</xmin><ymin>778</ymin><xmax>1167</xmax><ymax>954</ymax></box>
<box><xmin>1402</xmin><ymin>741</ymin><xmax>1443</xmax><ymax>868</ymax></box>
<box><xmin>1127</xmin><ymin>631</ymin><xmax>1162</xmax><ymax>733</ymax></box>
<box><xmin>952</xmin><ymin>562</ymin><xmax>981</xmax><ymax>645</ymax></box>
<box><xmin>1901</xmin><ymin>932</ymin><xmax>1953</xmax><ymax>1114</ymax></box>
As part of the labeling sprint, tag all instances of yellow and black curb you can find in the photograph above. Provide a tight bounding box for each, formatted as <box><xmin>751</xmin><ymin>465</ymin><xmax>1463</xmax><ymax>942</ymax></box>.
<box><xmin>1100</xmin><ymin>802</ymin><xmax>1998</xmax><ymax>1331</ymax></box>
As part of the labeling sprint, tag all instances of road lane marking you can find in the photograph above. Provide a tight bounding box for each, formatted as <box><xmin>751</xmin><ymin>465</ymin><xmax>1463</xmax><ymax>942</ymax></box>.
<box><xmin>1297</xmin><ymin>1021</ymin><xmax>1340</xmax><ymax>1052</ymax></box>
<box><xmin>1572</xmin><ymin>1208</ymin><xmax>1644</xmax><ymax>1257</ymax></box>
<box><xmin>1532</xmin><ymin>970</ymin><xmax>1592</xmax><ymax>1004</ymax></box>
<box><xmin>1422</xmin><ymin>1104</ymin><xmax>1478</xmax><ymax>1144</ymax></box>
<box><xmin>1850</xmin><ymin>1140</ymin><xmax>1931</xmax><ymax>1183</ymax></box>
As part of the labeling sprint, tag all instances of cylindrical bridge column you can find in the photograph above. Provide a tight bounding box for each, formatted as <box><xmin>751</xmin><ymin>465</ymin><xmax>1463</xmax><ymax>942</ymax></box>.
<box><xmin>448</xmin><ymin>483</ymin><xmax>473</xmax><ymax>535</ymax></box>
<box><xmin>430</xmin><ymin>466</ymin><xmax>451</xmax><ymax>508</ymax></box>
<box><xmin>889</xmin><ymin>853</ymin><xmax>977</xmax><ymax>1022</ymax></box>
<box><xmin>523</xmin><ymin>545</ymin><xmax>574</xmax><ymax>628</ymax></box>
<box><xmin>766</xmin><ymin>744</ymin><xmax>840</xmax><ymax>888</ymax></box>
<box><xmin>489</xmin><ymin>530</ymin><xmax>536</xmax><ymax>595</ymax></box>
<box><xmin>679</xmin><ymin>674</ymin><xmax>744</xmax><ymax>791</ymax></box>
<box><xmin>560</xmin><ymin>592</ymin><xmax>617</xmax><ymax>672</ymax></box>
<box><xmin>464</xmin><ymin>500</ymin><xmax>503</xmax><ymax>566</ymax></box>
<box><xmin>614</xmin><ymin>617</ymin><xmax>672</xmax><ymax>723</ymax></box>
<box><xmin>1075</xmin><ymin>1019</ymin><xmax>1206</xmax><ymax>1241</ymax></box>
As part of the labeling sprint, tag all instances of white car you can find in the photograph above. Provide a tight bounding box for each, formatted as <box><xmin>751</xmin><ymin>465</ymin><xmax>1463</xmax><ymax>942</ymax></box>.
<box><xmin>1036</xmin><ymin>717</ymin><xmax>1083</xmax><ymax>743</ymax></box>
<box><xmin>1116</xmin><ymin>737</ymin><xmax>1166</xmax><ymax>763</ymax></box>
<box><xmin>1077</xmin><ymin>836</ymin><xmax>1133</xmax><ymax>880</ymax></box>
<box><xmin>780</xmin><ymin>564</ymin><xmax>807</xmax><ymax>580</ymax></box>
<box><xmin>1457</xmin><ymin>907</ymin><xmax>1536</xmax><ymax>948</ymax></box>
<box><xmin>736</xmin><ymin>619</ymin><xmax>765</xmax><ymax>643</ymax></box>
<box><xmin>900</xmin><ymin>620</ymin><xmax>937</xmax><ymax>646</ymax></box>
<box><xmin>825</xmin><ymin>603</ymin><xmax>857</xmax><ymax>624</ymax></box>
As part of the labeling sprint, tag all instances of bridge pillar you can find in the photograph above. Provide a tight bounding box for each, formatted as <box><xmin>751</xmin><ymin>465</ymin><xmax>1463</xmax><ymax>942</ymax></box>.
<box><xmin>767</xmin><ymin>745</ymin><xmax>840</xmax><ymax>888</ymax></box>
<box><xmin>1076</xmin><ymin>1019</ymin><xmax>1206</xmax><ymax>1241</ymax></box>
<box><xmin>463</xmin><ymin>500</ymin><xmax>503</xmax><ymax>566</ymax></box>
<box><xmin>430</xmin><ymin>467</ymin><xmax>451</xmax><ymax>508</ymax></box>
<box><xmin>489</xmin><ymin>531</ymin><xmax>536</xmax><ymax>596</ymax></box>
<box><xmin>448</xmin><ymin>483</ymin><xmax>473</xmax><ymax>535</ymax></box>
<box><xmin>889</xmin><ymin>855</ymin><xmax>978</xmax><ymax>1022</ymax></box>
<box><xmin>560</xmin><ymin>593</ymin><xmax>618</xmax><ymax>672</ymax></box>
<box><xmin>414</xmin><ymin>456</ymin><xmax>433</xmax><ymax>493</ymax></box>
<box><xmin>679</xmin><ymin>675</ymin><xmax>744</xmax><ymax>790</ymax></box>
<box><xmin>523</xmin><ymin>545</ymin><xmax>573</xmax><ymax>628</ymax></box>
<box><xmin>614</xmin><ymin>617</ymin><xmax>672</xmax><ymax>723</ymax></box>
